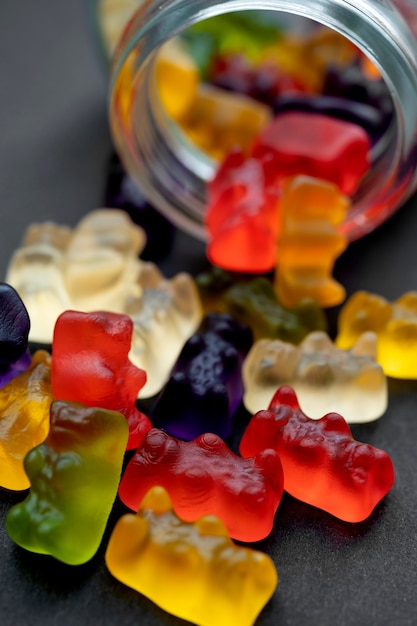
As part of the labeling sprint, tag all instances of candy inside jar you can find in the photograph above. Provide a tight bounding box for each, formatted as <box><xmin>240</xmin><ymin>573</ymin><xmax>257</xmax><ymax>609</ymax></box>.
<box><xmin>109</xmin><ymin>1</ymin><xmax>417</xmax><ymax>244</ymax></box>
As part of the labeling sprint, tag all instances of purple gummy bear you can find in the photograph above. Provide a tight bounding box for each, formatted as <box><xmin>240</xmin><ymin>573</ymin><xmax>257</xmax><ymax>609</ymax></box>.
<box><xmin>0</xmin><ymin>283</ymin><xmax>31</xmax><ymax>387</ymax></box>
<box><xmin>151</xmin><ymin>313</ymin><xmax>253</xmax><ymax>440</ymax></box>
<box><xmin>322</xmin><ymin>64</ymin><xmax>394</xmax><ymax>132</ymax></box>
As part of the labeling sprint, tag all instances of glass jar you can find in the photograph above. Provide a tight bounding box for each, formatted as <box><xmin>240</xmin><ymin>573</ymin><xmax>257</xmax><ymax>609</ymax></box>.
<box><xmin>108</xmin><ymin>0</ymin><xmax>417</xmax><ymax>243</ymax></box>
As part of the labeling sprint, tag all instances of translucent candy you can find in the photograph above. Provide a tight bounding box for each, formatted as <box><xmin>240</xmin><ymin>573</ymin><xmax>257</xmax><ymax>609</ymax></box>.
<box><xmin>119</xmin><ymin>428</ymin><xmax>284</xmax><ymax>542</ymax></box>
<box><xmin>0</xmin><ymin>350</ymin><xmax>53</xmax><ymax>491</ymax></box>
<box><xmin>240</xmin><ymin>385</ymin><xmax>395</xmax><ymax>523</ymax></box>
<box><xmin>51</xmin><ymin>310</ymin><xmax>151</xmax><ymax>450</ymax></box>
<box><xmin>274</xmin><ymin>175</ymin><xmax>350</xmax><ymax>308</ymax></box>
<box><xmin>150</xmin><ymin>312</ymin><xmax>252</xmax><ymax>440</ymax></box>
<box><xmin>106</xmin><ymin>486</ymin><xmax>278</xmax><ymax>626</ymax></box>
<box><xmin>5</xmin><ymin>400</ymin><xmax>128</xmax><ymax>565</ymax></box>
<box><xmin>126</xmin><ymin>262</ymin><xmax>203</xmax><ymax>398</ymax></box>
<box><xmin>5</xmin><ymin>209</ymin><xmax>146</xmax><ymax>344</ymax></box>
<box><xmin>0</xmin><ymin>283</ymin><xmax>31</xmax><ymax>387</ymax></box>
<box><xmin>336</xmin><ymin>290</ymin><xmax>417</xmax><ymax>379</ymax></box>
<box><xmin>243</xmin><ymin>331</ymin><xmax>388</xmax><ymax>423</ymax></box>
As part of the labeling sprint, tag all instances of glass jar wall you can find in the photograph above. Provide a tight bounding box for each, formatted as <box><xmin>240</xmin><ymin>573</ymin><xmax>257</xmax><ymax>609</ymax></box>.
<box><xmin>108</xmin><ymin>0</ymin><xmax>417</xmax><ymax>242</ymax></box>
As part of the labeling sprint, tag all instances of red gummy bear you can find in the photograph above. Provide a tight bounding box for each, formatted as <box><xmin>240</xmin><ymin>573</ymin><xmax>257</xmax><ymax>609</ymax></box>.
<box><xmin>51</xmin><ymin>310</ymin><xmax>151</xmax><ymax>450</ymax></box>
<box><xmin>239</xmin><ymin>385</ymin><xmax>394</xmax><ymax>523</ymax></box>
<box><xmin>252</xmin><ymin>111</ymin><xmax>371</xmax><ymax>195</ymax></box>
<box><xmin>205</xmin><ymin>149</ymin><xmax>279</xmax><ymax>273</ymax></box>
<box><xmin>119</xmin><ymin>428</ymin><xmax>284</xmax><ymax>542</ymax></box>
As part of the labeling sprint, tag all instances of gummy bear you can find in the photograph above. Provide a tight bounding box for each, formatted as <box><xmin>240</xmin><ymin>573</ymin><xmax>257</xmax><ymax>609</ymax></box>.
<box><xmin>5</xmin><ymin>400</ymin><xmax>128</xmax><ymax>565</ymax></box>
<box><xmin>106</xmin><ymin>486</ymin><xmax>278</xmax><ymax>626</ymax></box>
<box><xmin>240</xmin><ymin>385</ymin><xmax>394</xmax><ymax>523</ymax></box>
<box><xmin>119</xmin><ymin>428</ymin><xmax>284</xmax><ymax>542</ymax></box>
<box><xmin>5</xmin><ymin>209</ymin><xmax>146</xmax><ymax>344</ymax></box>
<box><xmin>126</xmin><ymin>261</ymin><xmax>203</xmax><ymax>398</ymax></box>
<box><xmin>0</xmin><ymin>350</ymin><xmax>53</xmax><ymax>491</ymax></box>
<box><xmin>0</xmin><ymin>282</ymin><xmax>31</xmax><ymax>387</ymax></box>
<box><xmin>204</xmin><ymin>148</ymin><xmax>280</xmax><ymax>273</ymax></box>
<box><xmin>195</xmin><ymin>269</ymin><xmax>328</xmax><ymax>343</ymax></box>
<box><xmin>5</xmin><ymin>221</ymin><xmax>73</xmax><ymax>344</ymax></box>
<box><xmin>155</xmin><ymin>37</ymin><xmax>199</xmax><ymax>121</ymax></box>
<box><xmin>242</xmin><ymin>331</ymin><xmax>387</xmax><ymax>423</ymax></box>
<box><xmin>222</xmin><ymin>276</ymin><xmax>328</xmax><ymax>343</ymax></box>
<box><xmin>274</xmin><ymin>175</ymin><xmax>350</xmax><ymax>308</ymax></box>
<box><xmin>64</xmin><ymin>208</ymin><xmax>145</xmax><ymax>312</ymax></box>
<box><xmin>51</xmin><ymin>310</ymin><xmax>151</xmax><ymax>449</ymax></box>
<box><xmin>252</xmin><ymin>110</ymin><xmax>371</xmax><ymax>195</ymax></box>
<box><xmin>336</xmin><ymin>290</ymin><xmax>417</xmax><ymax>379</ymax></box>
<box><xmin>150</xmin><ymin>312</ymin><xmax>252</xmax><ymax>440</ymax></box>
<box><xmin>272</xmin><ymin>92</ymin><xmax>387</xmax><ymax>145</ymax></box>
<box><xmin>179</xmin><ymin>82</ymin><xmax>272</xmax><ymax>162</ymax></box>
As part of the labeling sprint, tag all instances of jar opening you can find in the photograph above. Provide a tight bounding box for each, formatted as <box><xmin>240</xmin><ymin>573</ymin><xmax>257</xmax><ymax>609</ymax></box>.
<box><xmin>110</xmin><ymin>2</ymin><xmax>417</xmax><ymax>242</ymax></box>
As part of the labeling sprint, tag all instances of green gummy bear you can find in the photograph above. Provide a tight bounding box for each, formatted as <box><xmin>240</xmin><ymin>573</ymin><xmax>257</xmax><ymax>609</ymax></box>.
<box><xmin>5</xmin><ymin>400</ymin><xmax>128</xmax><ymax>565</ymax></box>
<box><xmin>196</xmin><ymin>269</ymin><xmax>327</xmax><ymax>344</ymax></box>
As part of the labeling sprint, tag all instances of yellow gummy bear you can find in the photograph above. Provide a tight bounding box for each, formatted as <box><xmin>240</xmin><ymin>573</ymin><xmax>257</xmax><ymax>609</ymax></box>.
<box><xmin>336</xmin><ymin>290</ymin><xmax>417</xmax><ymax>379</ymax></box>
<box><xmin>0</xmin><ymin>350</ymin><xmax>53</xmax><ymax>490</ymax></box>
<box><xmin>275</xmin><ymin>175</ymin><xmax>350</xmax><ymax>308</ymax></box>
<box><xmin>179</xmin><ymin>83</ymin><xmax>272</xmax><ymax>161</ymax></box>
<box><xmin>105</xmin><ymin>486</ymin><xmax>278</xmax><ymax>626</ymax></box>
<box><xmin>154</xmin><ymin>37</ymin><xmax>199</xmax><ymax>121</ymax></box>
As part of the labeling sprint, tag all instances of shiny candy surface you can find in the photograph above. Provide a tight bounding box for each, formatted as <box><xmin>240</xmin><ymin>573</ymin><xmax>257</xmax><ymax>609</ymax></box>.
<box><xmin>252</xmin><ymin>111</ymin><xmax>371</xmax><ymax>195</ymax></box>
<box><xmin>336</xmin><ymin>290</ymin><xmax>417</xmax><ymax>379</ymax></box>
<box><xmin>0</xmin><ymin>282</ymin><xmax>31</xmax><ymax>387</ymax></box>
<box><xmin>150</xmin><ymin>312</ymin><xmax>252</xmax><ymax>440</ymax></box>
<box><xmin>0</xmin><ymin>350</ymin><xmax>53</xmax><ymax>491</ymax></box>
<box><xmin>119</xmin><ymin>428</ymin><xmax>284</xmax><ymax>542</ymax></box>
<box><xmin>5</xmin><ymin>400</ymin><xmax>128</xmax><ymax>564</ymax></box>
<box><xmin>274</xmin><ymin>175</ymin><xmax>350</xmax><ymax>308</ymax></box>
<box><xmin>243</xmin><ymin>331</ymin><xmax>387</xmax><ymax>423</ymax></box>
<box><xmin>240</xmin><ymin>385</ymin><xmax>395</xmax><ymax>522</ymax></box>
<box><xmin>105</xmin><ymin>486</ymin><xmax>278</xmax><ymax>626</ymax></box>
<box><xmin>51</xmin><ymin>310</ymin><xmax>151</xmax><ymax>449</ymax></box>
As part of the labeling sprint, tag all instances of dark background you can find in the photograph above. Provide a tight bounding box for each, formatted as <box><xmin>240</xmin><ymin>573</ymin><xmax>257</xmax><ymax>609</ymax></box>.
<box><xmin>1</xmin><ymin>1</ymin><xmax>417</xmax><ymax>625</ymax></box>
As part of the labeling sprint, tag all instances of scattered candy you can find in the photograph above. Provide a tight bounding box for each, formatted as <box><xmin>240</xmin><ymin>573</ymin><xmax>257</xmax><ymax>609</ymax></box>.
<box><xmin>119</xmin><ymin>428</ymin><xmax>284</xmax><ymax>542</ymax></box>
<box><xmin>336</xmin><ymin>290</ymin><xmax>417</xmax><ymax>379</ymax></box>
<box><xmin>150</xmin><ymin>312</ymin><xmax>252</xmax><ymax>440</ymax></box>
<box><xmin>51</xmin><ymin>310</ymin><xmax>151</xmax><ymax>449</ymax></box>
<box><xmin>105</xmin><ymin>486</ymin><xmax>278</xmax><ymax>626</ymax></box>
<box><xmin>5</xmin><ymin>211</ymin><xmax>201</xmax><ymax>386</ymax></box>
<box><xmin>0</xmin><ymin>350</ymin><xmax>53</xmax><ymax>491</ymax></box>
<box><xmin>274</xmin><ymin>175</ymin><xmax>350</xmax><ymax>308</ymax></box>
<box><xmin>0</xmin><ymin>12</ymin><xmax>402</xmax><ymax>624</ymax></box>
<box><xmin>0</xmin><ymin>282</ymin><xmax>31</xmax><ymax>387</ymax></box>
<box><xmin>240</xmin><ymin>385</ymin><xmax>395</xmax><ymax>523</ymax></box>
<box><xmin>242</xmin><ymin>331</ymin><xmax>387</xmax><ymax>423</ymax></box>
<box><xmin>5</xmin><ymin>400</ymin><xmax>128</xmax><ymax>565</ymax></box>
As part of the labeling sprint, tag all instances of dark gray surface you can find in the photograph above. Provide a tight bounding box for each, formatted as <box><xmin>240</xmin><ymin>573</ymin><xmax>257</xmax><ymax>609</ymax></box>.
<box><xmin>1</xmin><ymin>2</ymin><xmax>417</xmax><ymax>625</ymax></box>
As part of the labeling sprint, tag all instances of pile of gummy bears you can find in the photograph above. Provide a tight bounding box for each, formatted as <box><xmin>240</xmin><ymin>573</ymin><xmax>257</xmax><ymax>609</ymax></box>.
<box><xmin>1</xmin><ymin>10</ymin><xmax>416</xmax><ymax>626</ymax></box>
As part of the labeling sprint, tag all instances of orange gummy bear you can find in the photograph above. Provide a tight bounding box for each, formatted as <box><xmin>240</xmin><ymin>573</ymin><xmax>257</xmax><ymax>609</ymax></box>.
<box><xmin>275</xmin><ymin>175</ymin><xmax>350</xmax><ymax>308</ymax></box>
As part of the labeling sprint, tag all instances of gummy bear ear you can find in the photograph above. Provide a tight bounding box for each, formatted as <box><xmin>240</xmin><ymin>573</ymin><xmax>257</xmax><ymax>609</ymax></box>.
<box><xmin>350</xmin><ymin>331</ymin><xmax>378</xmax><ymax>359</ymax></box>
<box><xmin>195</xmin><ymin>515</ymin><xmax>228</xmax><ymax>538</ymax></box>
<box><xmin>268</xmin><ymin>385</ymin><xmax>300</xmax><ymax>410</ymax></box>
<box><xmin>139</xmin><ymin>486</ymin><xmax>173</xmax><ymax>514</ymax></box>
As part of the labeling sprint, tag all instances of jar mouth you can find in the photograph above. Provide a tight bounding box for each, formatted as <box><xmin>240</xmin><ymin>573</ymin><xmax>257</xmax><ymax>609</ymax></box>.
<box><xmin>110</xmin><ymin>1</ymin><xmax>417</xmax><ymax>243</ymax></box>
